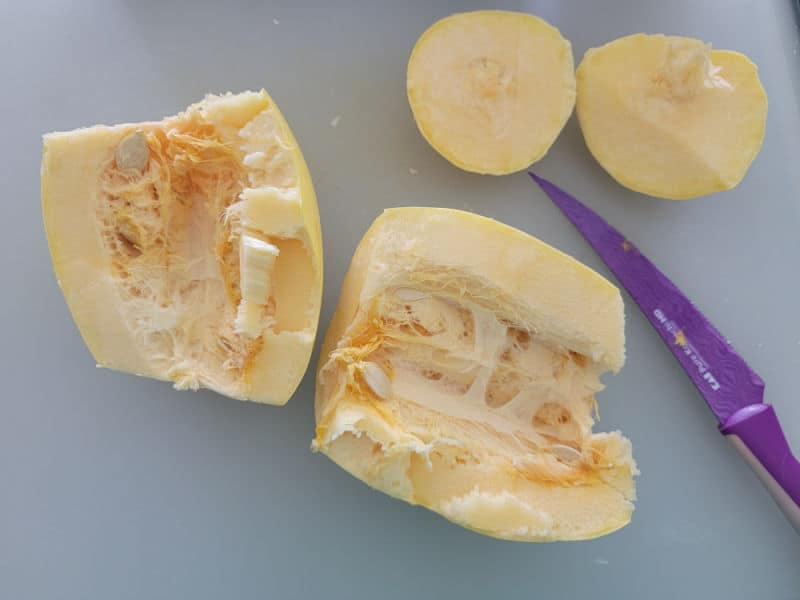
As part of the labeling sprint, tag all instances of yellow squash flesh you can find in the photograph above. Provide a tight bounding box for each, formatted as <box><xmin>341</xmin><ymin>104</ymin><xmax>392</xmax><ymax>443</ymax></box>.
<box><xmin>577</xmin><ymin>34</ymin><xmax>768</xmax><ymax>199</ymax></box>
<box><xmin>42</xmin><ymin>91</ymin><xmax>323</xmax><ymax>405</ymax></box>
<box><xmin>407</xmin><ymin>10</ymin><xmax>576</xmax><ymax>175</ymax></box>
<box><xmin>314</xmin><ymin>208</ymin><xmax>637</xmax><ymax>541</ymax></box>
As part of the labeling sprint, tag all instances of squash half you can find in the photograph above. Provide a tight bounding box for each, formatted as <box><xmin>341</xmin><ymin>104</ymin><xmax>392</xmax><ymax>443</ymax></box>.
<box><xmin>577</xmin><ymin>34</ymin><xmax>767</xmax><ymax>199</ymax></box>
<box><xmin>407</xmin><ymin>11</ymin><xmax>576</xmax><ymax>175</ymax></box>
<box><xmin>314</xmin><ymin>208</ymin><xmax>637</xmax><ymax>541</ymax></box>
<box><xmin>42</xmin><ymin>91</ymin><xmax>323</xmax><ymax>404</ymax></box>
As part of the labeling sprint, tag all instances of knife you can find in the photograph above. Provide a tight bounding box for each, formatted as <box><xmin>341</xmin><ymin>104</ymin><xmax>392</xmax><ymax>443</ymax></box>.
<box><xmin>530</xmin><ymin>173</ymin><xmax>800</xmax><ymax>532</ymax></box>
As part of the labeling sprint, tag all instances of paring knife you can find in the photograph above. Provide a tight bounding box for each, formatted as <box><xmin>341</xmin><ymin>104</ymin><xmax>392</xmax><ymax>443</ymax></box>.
<box><xmin>530</xmin><ymin>173</ymin><xmax>800</xmax><ymax>532</ymax></box>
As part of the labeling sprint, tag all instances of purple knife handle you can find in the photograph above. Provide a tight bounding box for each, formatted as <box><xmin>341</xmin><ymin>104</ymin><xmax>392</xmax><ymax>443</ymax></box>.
<box><xmin>721</xmin><ymin>404</ymin><xmax>800</xmax><ymax>532</ymax></box>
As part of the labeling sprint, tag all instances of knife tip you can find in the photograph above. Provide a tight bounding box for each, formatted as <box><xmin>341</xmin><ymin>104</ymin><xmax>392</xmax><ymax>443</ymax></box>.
<box><xmin>529</xmin><ymin>172</ymin><xmax>556</xmax><ymax>194</ymax></box>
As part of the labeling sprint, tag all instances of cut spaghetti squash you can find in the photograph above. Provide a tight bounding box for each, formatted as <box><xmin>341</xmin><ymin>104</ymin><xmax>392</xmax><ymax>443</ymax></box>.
<box><xmin>577</xmin><ymin>34</ymin><xmax>768</xmax><ymax>199</ymax></box>
<box><xmin>314</xmin><ymin>208</ymin><xmax>637</xmax><ymax>541</ymax></box>
<box><xmin>407</xmin><ymin>11</ymin><xmax>576</xmax><ymax>175</ymax></box>
<box><xmin>42</xmin><ymin>91</ymin><xmax>322</xmax><ymax>404</ymax></box>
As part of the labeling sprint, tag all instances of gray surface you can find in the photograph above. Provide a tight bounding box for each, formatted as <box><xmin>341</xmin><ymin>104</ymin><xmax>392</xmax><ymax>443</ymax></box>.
<box><xmin>2</xmin><ymin>1</ymin><xmax>799</xmax><ymax>598</ymax></box>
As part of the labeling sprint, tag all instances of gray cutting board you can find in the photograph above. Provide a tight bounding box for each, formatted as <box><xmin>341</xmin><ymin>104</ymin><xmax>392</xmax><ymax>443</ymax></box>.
<box><xmin>2</xmin><ymin>1</ymin><xmax>799</xmax><ymax>598</ymax></box>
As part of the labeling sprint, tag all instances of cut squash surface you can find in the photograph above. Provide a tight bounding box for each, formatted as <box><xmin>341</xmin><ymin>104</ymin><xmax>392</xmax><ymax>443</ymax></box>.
<box><xmin>577</xmin><ymin>34</ymin><xmax>768</xmax><ymax>199</ymax></box>
<box><xmin>42</xmin><ymin>91</ymin><xmax>322</xmax><ymax>404</ymax></box>
<box><xmin>407</xmin><ymin>10</ymin><xmax>576</xmax><ymax>175</ymax></box>
<box><xmin>314</xmin><ymin>208</ymin><xmax>637</xmax><ymax>541</ymax></box>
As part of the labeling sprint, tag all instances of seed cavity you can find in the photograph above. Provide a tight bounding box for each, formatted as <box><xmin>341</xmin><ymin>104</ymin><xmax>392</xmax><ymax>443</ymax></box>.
<box><xmin>395</xmin><ymin>287</ymin><xmax>428</xmax><ymax>302</ymax></box>
<box><xmin>115</xmin><ymin>130</ymin><xmax>149</xmax><ymax>171</ymax></box>
<box><xmin>361</xmin><ymin>361</ymin><xmax>391</xmax><ymax>400</ymax></box>
<box><xmin>533</xmin><ymin>403</ymin><xmax>574</xmax><ymax>427</ymax></box>
<box><xmin>242</xmin><ymin>151</ymin><xmax>265</xmax><ymax>167</ymax></box>
<box><xmin>485</xmin><ymin>368</ymin><xmax>521</xmax><ymax>408</ymax></box>
<box><xmin>468</xmin><ymin>56</ymin><xmax>512</xmax><ymax>98</ymax></box>
<box><xmin>551</xmin><ymin>444</ymin><xmax>582</xmax><ymax>464</ymax></box>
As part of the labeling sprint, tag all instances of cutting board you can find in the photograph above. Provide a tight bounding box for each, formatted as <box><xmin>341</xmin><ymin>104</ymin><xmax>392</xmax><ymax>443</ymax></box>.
<box><xmin>2</xmin><ymin>1</ymin><xmax>798</xmax><ymax>598</ymax></box>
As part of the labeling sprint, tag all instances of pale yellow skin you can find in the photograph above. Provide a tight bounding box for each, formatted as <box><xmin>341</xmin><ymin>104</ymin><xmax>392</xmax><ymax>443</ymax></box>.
<box><xmin>577</xmin><ymin>34</ymin><xmax>768</xmax><ymax>200</ymax></box>
<box><xmin>42</xmin><ymin>91</ymin><xmax>323</xmax><ymax>405</ymax></box>
<box><xmin>314</xmin><ymin>208</ymin><xmax>637</xmax><ymax>541</ymax></box>
<box><xmin>407</xmin><ymin>11</ymin><xmax>576</xmax><ymax>175</ymax></box>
